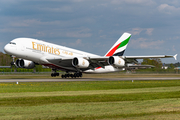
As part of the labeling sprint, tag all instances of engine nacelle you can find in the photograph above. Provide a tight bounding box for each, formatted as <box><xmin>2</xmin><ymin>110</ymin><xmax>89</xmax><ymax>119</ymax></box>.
<box><xmin>108</xmin><ymin>56</ymin><xmax>125</xmax><ymax>67</ymax></box>
<box><xmin>72</xmin><ymin>57</ymin><xmax>89</xmax><ymax>68</ymax></box>
<box><xmin>15</xmin><ymin>59</ymin><xmax>35</xmax><ymax>69</ymax></box>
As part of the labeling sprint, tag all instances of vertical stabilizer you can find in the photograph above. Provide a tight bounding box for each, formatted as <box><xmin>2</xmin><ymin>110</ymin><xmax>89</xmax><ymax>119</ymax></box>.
<box><xmin>105</xmin><ymin>32</ymin><xmax>131</xmax><ymax>56</ymax></box>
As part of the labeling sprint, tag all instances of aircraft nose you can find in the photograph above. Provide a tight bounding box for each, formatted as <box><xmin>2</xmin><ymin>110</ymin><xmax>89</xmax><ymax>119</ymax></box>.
<box><xmin>4</xmin><ymin>44</ymin><xmax>11</xmax><ymax>54</ymax></box>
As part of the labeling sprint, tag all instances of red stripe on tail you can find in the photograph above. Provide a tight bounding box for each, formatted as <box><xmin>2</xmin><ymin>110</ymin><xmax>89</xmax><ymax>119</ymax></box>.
<box><xmin>106</xmin><ymin>43</ymin><xmax>121</xmax><ymax>56</ymax></box>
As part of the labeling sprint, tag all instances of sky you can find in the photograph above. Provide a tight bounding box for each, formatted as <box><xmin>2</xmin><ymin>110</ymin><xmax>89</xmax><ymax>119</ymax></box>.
<box><xmin>0</xmin><ymin>0</ymin><xmax>179</xmax><ymax>63</ymax></box>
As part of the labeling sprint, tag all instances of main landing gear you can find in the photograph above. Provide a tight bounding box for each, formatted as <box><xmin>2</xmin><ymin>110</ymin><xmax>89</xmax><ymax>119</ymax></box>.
<box><xmin>61</xmin><ymin>72</ymin><xmax>82</xmax><ymax>79</ymax></box>
<box><xmin>51</xmin><ymin>72</ymin><xmax>59</xmax><ymax>77</ymax></box>
<box><xmin>51</xmin><ymin>69</ymin><xmax>59</xmax><ymax>77</ymax></box>
<box><xmin>50</xmin><ymin>69</ymin><xmax>82</xmax><ymax>78</ymax></box>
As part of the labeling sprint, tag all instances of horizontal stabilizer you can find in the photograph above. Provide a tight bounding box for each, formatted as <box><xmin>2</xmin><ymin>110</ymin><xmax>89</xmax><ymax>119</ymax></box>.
<box><xmin>123</xmin><ymin>54</ymin><xmax>177</xmax><ymax>59</ymax></box>
<box><xmin>127</xmin><ymin>64</ymin><xmax>154</xmax><ymax>68</ymax></box>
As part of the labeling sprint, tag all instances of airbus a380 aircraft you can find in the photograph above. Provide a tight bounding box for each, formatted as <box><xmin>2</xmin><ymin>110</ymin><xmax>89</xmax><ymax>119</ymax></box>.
<box><xmin>4</xmin><ymin>32</ymin><xmax>177</xmax><ymax>78</ymax></box>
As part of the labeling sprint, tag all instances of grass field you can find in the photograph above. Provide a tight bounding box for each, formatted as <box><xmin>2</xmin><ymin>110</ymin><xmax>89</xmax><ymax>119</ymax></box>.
<box><xmin>1</xmin><ymin>78</ymin><xmax>180</xmax><ymax>120</ymax></box>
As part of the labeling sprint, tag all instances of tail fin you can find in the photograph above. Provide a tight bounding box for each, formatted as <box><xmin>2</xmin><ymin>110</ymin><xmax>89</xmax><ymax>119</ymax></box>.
<box><xmin>105</xmin><ymin>32</ymin><xmax>131</xmax><ymax>56</ymax></box>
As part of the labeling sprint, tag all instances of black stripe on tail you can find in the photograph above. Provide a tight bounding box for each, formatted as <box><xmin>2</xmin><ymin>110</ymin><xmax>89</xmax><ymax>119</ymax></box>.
<box><xmin>113</xmin><ymin>50</ymin><xmax>125</xmax><ymax>56</ymax></box>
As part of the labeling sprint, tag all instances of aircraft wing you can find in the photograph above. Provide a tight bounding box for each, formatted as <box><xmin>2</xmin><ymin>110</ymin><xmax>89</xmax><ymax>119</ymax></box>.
<box><xmin>46</xmin><ymin>57</ymin><xmax>76</xmax><ymax>70</ymax></box>
<box><xmin>46</xmin><ymin>54</ymin><xmax>177</xmax><ymax>71</ymax></box>
<box><xmin>46</xmin><ymin>56</ymin><xmax>110</xmax><ymax>71</ymax></box>
<box><xmin>86</xmin><ymin>56</ymin><xmax>109</xmax><ymax>69</ymax></box>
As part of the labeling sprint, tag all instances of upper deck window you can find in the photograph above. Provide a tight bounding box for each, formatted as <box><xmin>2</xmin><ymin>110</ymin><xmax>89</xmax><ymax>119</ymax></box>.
<box><xmin>9</xmin><ymin>42</ymin><xmax>16</xmax><ymax>45</ymax></box>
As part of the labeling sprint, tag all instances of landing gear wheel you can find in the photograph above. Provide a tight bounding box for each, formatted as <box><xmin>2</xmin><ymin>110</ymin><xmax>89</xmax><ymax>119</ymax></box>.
<box><xmin>61</xmin><ymin>75</ymin><xmax>64</xmax><ymax>78</ymax></box>
<box><xmin>61</xmin><ymin>72</ymin><xmax>83</xmax><ymax>79</ymax></box>
<box><xmin>51</xmin><ymin>72</ymin><xmax>59</xmax><ymax>77</ymax></box>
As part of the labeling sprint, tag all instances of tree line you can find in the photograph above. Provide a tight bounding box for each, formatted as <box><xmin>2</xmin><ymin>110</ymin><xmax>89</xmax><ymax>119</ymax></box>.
<box><xmin>0</xmin><ymin>52</ymin><xmax>12</xmax><ymax>66</ymax></box>
<box><xmin>138</xmin><ymin>58</ymin><xmax>177</xmax><ymax>73</ymax></box>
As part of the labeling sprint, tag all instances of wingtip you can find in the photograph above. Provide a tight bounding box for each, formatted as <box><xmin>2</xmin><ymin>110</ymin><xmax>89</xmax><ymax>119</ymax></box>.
<box><xmin>174</xmin><ymin>54</ymin><xmax>178</xmax><ymax>60</ymax></box>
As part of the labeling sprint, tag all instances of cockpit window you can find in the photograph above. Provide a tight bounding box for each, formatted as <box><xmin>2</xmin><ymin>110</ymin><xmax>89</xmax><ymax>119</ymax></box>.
<box><xmin>9</xmin><ymin>42</ymin><xmax>16</xmax><ymax>45</ymax></box>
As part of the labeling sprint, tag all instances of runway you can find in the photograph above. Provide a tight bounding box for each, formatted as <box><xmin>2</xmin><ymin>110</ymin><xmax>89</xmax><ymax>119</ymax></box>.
<box><xmin>0</xmin><ymin>77</ymin><xmax>180</xmax><ymax>83</ymax></box>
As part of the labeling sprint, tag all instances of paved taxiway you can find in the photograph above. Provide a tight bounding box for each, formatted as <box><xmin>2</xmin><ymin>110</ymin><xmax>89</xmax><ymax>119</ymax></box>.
<box><xmin>0</xmin><ymin>77</ymin><xmax>180</xmax><ymax>82</ymax></box>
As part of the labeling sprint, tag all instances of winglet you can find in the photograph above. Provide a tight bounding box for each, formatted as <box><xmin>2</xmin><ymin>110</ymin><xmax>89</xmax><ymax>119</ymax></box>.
<box><xmin>174</xmin><ymin>54</ymin><xmax>178</xmax><ymax>60</ymax></box>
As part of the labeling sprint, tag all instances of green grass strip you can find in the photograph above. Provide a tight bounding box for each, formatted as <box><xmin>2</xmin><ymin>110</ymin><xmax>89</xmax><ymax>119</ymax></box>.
<box><xmin>1</xmin><ymin>80</ymin><xmax>180</xmax><ymax>93</ymax></box>
<box><xmin>59</xmin><ymin>110</ymin><xmax>180</xmax><ymax>120</ymax></box>
<box><xmin>1</xmin><ymin>91</ymin><xmax>180</xmax><ymax>106</ymax></box>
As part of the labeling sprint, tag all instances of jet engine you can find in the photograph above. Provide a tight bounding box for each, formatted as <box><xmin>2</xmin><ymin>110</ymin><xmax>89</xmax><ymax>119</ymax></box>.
<box><xmin>108</xmin><ymin>56</ymin><xmax>125</xmax><ymax>67</ymax></box>
<box><xmin>72</xmin><ymin>57</ymin><xmax>89</xmax><ymax>68</ymax></box>
<box><xmin>15</xmin><ymin>59</ymin><xmax>35</xmax><ymax>69</ymax></box>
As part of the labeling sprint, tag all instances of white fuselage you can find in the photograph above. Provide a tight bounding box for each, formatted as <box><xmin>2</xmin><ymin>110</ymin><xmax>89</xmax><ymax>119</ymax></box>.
<box><xmin>4</xmin><ymin>38</ymin><xmax>123</xmax><ymax>73</ymax></box>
